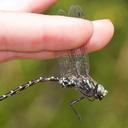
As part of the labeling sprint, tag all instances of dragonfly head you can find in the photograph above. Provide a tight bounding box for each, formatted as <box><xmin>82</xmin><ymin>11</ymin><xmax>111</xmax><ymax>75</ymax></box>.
<box><xmin>94</xmin><ymin>84</ymin><xmax>108</xmax><ymax>100</ymax></box>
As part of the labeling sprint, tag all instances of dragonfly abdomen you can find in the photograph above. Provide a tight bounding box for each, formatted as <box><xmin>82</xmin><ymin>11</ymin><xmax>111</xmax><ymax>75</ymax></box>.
<box><xmin>0</xmin><ymin>76</ymin><xmax>59</xmax><ymax>101</ymax></box>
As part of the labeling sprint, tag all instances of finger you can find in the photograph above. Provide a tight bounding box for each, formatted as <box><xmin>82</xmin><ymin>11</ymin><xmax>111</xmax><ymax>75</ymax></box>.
<box><xmin>87</xmin><ymin>19</ymin><xmax>114</xmax><ymax>52</ymax></box>
<box><xmin>0</xmin><ymin>0</ymin><xmax>57</xmax><ymax>13</ymax></box>
<box><xmin>0</xmin><ymin>19</ymin><xmax>114</xmax><ymax>63</ymax></box>
<box><xmin>0</xmin><ymin>51</ymin><xmax>59</xmax><ymax>62</ymax></box>
<box><xmin>0</xmin><ymin>12</ymin><xmax>93</xmax><ymax>52</ymax></box>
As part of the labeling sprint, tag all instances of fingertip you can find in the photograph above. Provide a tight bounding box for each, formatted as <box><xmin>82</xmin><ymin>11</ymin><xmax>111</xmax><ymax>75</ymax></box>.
<box><xmin>87</xmin><ymin>19</ymin><xmax>114</xmax><ymax>52</ymax></box>
<box><xmin>93</xmin><ymin>19</ymin><xmax>114</xmax><ymax>38</ymax></box>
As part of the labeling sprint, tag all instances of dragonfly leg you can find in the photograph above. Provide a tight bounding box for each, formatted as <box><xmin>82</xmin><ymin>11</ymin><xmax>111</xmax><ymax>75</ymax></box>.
<box><xmin>87</xmin><ymin>97</ymin><xmax>95</xmax><ymax>101</ymax></box>
<box><xmin>69</xmin><ymin>96</ymin><xmax>84</xmax><ymax>120</ymax></box>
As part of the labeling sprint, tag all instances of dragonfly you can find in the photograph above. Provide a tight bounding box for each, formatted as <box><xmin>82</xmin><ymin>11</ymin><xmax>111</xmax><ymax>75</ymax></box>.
<box><xmin>0</xmin><ymin>5</ymin><xmax>108</xmax><ymax>119</ymax></box>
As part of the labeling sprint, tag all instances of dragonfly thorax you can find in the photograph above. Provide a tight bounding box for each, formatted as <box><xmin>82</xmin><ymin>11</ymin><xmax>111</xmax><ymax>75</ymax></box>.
<box><xmin>59</xmin><ymin>76</ymin><xmax>108</xmax><ymax>100</ymax></box>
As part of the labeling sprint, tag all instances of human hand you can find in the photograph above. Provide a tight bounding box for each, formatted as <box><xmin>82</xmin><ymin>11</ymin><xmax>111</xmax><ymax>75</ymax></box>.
<box><xmin>0</xmin><ymin>0</ymin><xmax>114</xmax><ymax>62</ymax></box>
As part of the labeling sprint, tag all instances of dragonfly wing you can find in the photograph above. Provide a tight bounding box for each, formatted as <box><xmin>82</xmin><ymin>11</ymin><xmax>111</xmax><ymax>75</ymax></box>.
<box><xmin>58</xmin><ymin>5</ymin><xmax>89</xmax><ymax>77</ymax></box>
<box><xmin>58</xmin><ymin>51</ymin><xmax>77</xmax><ymax>77</ymax></box>
<box><xmin>68</xmin><ymin>5</ymin><xmax>84</xmax><ymax>18</ymax></box>
<box><xmin>57</xmin><ymin>9</ymin><xmax>66</xmax><ymax>16</ymax></box>
<box><xmin>71</xmin><ymin>46</ymin><xmax>90</xmax><ymax>76</ymax></box>
<box><xmin>58</xmin><ymin>46</ymin><xmax>90</xmax><ymax>77</ymax></box>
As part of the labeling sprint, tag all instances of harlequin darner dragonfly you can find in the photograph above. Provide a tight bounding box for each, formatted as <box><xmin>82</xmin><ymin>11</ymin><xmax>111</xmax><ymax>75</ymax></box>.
<box><xmin>0</xmin><ymin>5</ymin><xmax>108</xmax><ymax>119</ymax></box>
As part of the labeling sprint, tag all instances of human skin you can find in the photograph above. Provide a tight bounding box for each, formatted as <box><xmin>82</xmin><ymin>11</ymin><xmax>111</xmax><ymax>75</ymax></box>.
<box><xmin>0</xmin><ymin>0</ymin><xmax>114</xmax><ymax>62</ymax></box>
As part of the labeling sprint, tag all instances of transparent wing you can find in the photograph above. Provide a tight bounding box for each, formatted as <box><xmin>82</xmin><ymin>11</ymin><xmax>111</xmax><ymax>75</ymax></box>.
<box><xmin>58</xmin><ymin>5</ymin><xmax>89</xmax><ymax>77</ymax></box>
<box><xmin>71</xmin><ymin>46</ymin><xmax>89</xmax><ymax>76</ymax></box>
<box><xmin>68</xmin><ymin>5</ymin><xmax>84</xmax><ymax>18</ymax></box>
<box><xmin>59</xmin><ymin>46</ymin><xmax>89</xmax><ymax>77</ymax></box>
<box><xmin>57</xmin><ymin>9</ymin><xmax>66</xmax><ymax>16</ymax></box>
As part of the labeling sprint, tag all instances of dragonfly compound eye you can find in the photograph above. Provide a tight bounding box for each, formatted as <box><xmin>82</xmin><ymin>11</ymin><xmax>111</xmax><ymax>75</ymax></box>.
<box><xmin>96</xmin><ymin>84</ymin><xmax>108</xmax><ymax>100</ymax></box>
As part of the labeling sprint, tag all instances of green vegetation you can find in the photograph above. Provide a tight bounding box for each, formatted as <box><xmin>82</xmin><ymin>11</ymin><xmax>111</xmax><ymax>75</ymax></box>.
<box><xmin>0</xmin><ymin>0</ymin><xmax>128</xmax><ymax>128</ymax></box>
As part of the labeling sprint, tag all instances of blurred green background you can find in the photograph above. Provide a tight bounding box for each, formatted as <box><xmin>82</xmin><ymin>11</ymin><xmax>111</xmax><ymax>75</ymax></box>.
<box><xmin>0</xmin><ymin>0</ymin><xmax>128</xmax><ymax>128</ymax></box>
